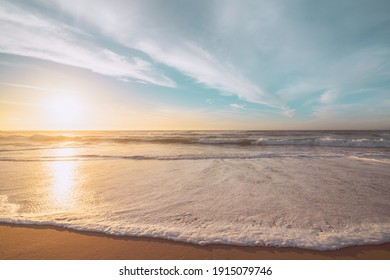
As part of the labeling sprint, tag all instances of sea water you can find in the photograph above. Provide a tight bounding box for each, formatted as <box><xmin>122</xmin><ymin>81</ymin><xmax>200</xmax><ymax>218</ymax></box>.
<box><xmin>0</xmin><ymin>130</ymin><xmax>389</xmax><ymax>250</ymax></box>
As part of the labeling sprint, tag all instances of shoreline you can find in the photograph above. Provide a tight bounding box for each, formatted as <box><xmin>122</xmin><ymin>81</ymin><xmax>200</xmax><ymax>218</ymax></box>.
<box><xmin>1</xmin><ymin>223</ymin><xmax>389</xmax><ymax>260</ymax></box>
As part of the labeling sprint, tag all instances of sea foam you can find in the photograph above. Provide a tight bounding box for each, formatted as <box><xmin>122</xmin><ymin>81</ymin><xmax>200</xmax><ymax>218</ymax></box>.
<box><xmin>0</xmin><ymin>130</ymin><xmax>389</xmax><ymax>250</ymax></box>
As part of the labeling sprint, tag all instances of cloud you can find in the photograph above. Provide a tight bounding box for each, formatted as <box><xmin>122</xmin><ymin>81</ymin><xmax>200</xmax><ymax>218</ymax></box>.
<box><xmin>2</xmin><ymin>0</ymin><xmax>390</xmax><ymax>125</ymax></box>
<box><xmin>276</xmin><ymin>81</ymin><xmax>325</xmax><ymax>102</ymax></box>
<box><xmin>0</xmin><ymin>82</ymin><xmax>59</xmax><ymax>93</ymax></box>
<box><xmin>0</xmin><ymin>1</ymin><xmax>175</xmax><ymax>88</ymax></box>
<box><xmin>0</xmin><ymin>100</ymin><xmax>34</xmax><ymax>107</ymax></box>
<box><xmin>50</xmin><ymin>0</ymin><xmax>281</xmax><ymax>109</ymax></box>
<box><xmin>283</xmin><ymin>109</ymin><xmax>295</xmax><ymax>118</ymax></box>
<box><xmin>137</xmin><ymin>41</ymin><xmax>279</xmax><ymax>107</ymax></box>
<box><xmin>320</xmin><ymin>90</ymin><xmax>338</xmax><ymax>104</ymax></box>
<box><xmin>312</xmin><ymin>103</ymin><xmax>377</xmax><ymax>122</ymax></box>
<box><xmin>229</xmin><ymin>103</ymin><xmax>245</xmax><ymax>110</ymax></box>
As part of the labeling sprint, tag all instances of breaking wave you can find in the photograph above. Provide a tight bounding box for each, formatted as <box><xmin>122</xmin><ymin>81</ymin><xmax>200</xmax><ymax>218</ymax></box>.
<box><xmin>1</xmin><ymin>131</ymin><xmax>389</xmax><ymax>148</ymax></box>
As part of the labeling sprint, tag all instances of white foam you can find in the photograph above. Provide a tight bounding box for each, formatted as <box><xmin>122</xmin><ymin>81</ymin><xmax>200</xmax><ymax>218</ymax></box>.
<box><xmin>1</xmin><ymin>217</ymin><xmax>389</xmax><ymax>250</ymax></box>
<box><xmin>349</xmin><ymin>156</ymin><xmax>390</xmax><ymax>164</ymax></box>
<box><xmin>1</xmin><ymin>155</ymin><xmax>389</xmax><ymax>250</ymax></box>
<box><xmin>0</xmin><ymin>130</ymin><xmax>389</xmax><ymax>250</ymax></box>
<box><xmin>0</xmin><ymin>195</ymin><xmax>19</xmax><ymax>215</ymax></box>
<box><xmin>256</xmin><ymin>137</ymin><xmax>390</xmax><ymax>148</ymax></box>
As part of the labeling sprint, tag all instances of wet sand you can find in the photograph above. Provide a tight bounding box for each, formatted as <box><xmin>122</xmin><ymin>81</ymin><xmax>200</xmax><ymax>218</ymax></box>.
<box><xmin>0</xmin><ymin>223</ymin><xmax>389</xmax><ymax>260</ymax></box>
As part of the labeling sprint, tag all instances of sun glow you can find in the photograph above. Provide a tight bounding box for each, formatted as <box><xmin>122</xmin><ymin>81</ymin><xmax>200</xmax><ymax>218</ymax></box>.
<box><xmin>45</xmin><ymin>94</ymin><xmax>85</xmax><ymax>129</ymax></box>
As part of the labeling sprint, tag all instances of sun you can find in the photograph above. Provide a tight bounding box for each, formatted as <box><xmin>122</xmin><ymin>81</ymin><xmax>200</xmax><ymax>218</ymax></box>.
<box><xmin>45</xmin><ymin>94</ymin><xmax>85</xmax><ymax>129</ymax></box>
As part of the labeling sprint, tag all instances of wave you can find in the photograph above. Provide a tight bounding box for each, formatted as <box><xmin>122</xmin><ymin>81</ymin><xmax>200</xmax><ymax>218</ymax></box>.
<box><xmin>255</xmin><ymin>137</ymin><xmax>390</xmax><ymax>148</ymax></box>
<box><xmin>0</xmin><ymin>153</ymin><xmax>347</xmax><ymax>162</ymax></box>
<box><xmin>1</xmin><ymin>136</ymin><xmax>389</xmax><ymax>251</ymax></box>
<box><xmin>0</xmin><ymin>218</ymin><xmax>388</xmax><ymax>251</ymax></box>
<box><xmin>349</xmin><ymin>156</ymin><xmax>390</xmax><ymax>164</ymax></box>
<box><xmin>1</xmin><ymin>132</ymin><xmax>390</xmax><ymax>148</ymax></box>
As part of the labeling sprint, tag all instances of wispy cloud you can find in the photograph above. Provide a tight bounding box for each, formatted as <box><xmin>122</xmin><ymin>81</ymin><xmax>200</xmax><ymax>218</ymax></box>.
<box><xmin>0</xmin><ymin>100</ymin><xmax>35</xmax><ymax>107</ymax></box>
<box><xmin>0</xmin><ymin>1</ymin><xmax>175</xmax><ymax>87</ymax></box>
<box><xmin>229</xmin><ymin>103</ymin><xmax>245</xmax><ymax>110</ymax></box>
<box><xmin>51</xmin><ymin>0</ymin><xmax>282</xmax><ymax>109</ymax></box>
<box><xmin>1</xmin><ymin>0</ymin><xmax>390</xmax><ymax>128</ymax></box>
<box><xmin>320</xmin><ymin>90</ymin><xmax>338</xmax><ymax>104</ymax></box>
<box><xmin>0</xmin><ymin>82</ymin><xmax>57</xmax><ymax>92</ymax></box>
<box><xmin>283</xmin><ymin>109</ymin><xmax>295</xmax><ymax>118</ymax></box>
<box><xmin>312</xmin><ymin>103</ymin><xmax>367</xmax><ymax>121</ymax></box>
<box><xmin>136</xmin><ymin>41</ymin><xmax>278</xmax><ymax>107</ymax></box>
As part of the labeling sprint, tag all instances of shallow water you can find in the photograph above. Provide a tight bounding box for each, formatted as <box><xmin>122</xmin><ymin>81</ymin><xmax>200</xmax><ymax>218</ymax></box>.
<box><xmin>0</xmin><ymin>130</ymin><xmax>389</xmax><ymax>250</ymax></box>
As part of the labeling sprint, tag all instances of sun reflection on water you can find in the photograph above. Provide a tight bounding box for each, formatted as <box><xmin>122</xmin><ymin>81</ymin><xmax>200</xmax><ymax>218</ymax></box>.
<box><xmin>49</xmin><ymin>148</ymin><xmax>78</xmax><ymax>208</ymax></box>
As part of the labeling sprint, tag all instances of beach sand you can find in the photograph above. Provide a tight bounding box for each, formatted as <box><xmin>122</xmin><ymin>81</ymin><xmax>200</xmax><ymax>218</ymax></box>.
<box><xmin>0</xmin><ymin>223</ymin><xmax>389</xmax><ymax>260</ymax></box>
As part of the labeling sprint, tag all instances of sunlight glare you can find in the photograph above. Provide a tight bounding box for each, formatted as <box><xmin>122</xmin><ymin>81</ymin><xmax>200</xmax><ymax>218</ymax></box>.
<box><xmin>49</xmin><ymin>148</ymin><xmax>78</xmax><ymax>208</ymax></box>
<box><xmin>46</xmin><ymin>94</ymin><xmax>84</xmax><ymax>128</ymax></box>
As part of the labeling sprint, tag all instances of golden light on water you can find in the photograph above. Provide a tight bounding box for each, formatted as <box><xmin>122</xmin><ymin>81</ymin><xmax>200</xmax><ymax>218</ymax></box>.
<box><xmin>49</xmin><ymin>148</ymin><xmax>78</xmax><ymax>208</ymax></box>
<box><xmin>53</xmin><ymin>147</ymin><xmax>77</xmax><ymax>158</ymax></box>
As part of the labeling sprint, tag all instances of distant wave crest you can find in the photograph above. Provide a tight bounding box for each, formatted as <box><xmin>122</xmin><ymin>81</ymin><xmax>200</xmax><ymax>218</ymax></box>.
<box><xmin>1</xmin><ymin>132</ymin><xmax>389</xmax><ymax>148</ymax></box>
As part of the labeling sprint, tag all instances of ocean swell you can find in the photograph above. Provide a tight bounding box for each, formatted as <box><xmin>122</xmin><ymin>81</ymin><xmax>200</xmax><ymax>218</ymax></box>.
<box><xmin>1</xmin><ymin>132</ymin><xmax>389</xmax><ymax>148</ymax></box>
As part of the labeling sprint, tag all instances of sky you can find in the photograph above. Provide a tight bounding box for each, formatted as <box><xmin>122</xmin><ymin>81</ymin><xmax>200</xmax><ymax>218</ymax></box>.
<box><xmin>0</xmin><ymin>0</ymin><xmax>389</xmax><ymax>130</ymax></box>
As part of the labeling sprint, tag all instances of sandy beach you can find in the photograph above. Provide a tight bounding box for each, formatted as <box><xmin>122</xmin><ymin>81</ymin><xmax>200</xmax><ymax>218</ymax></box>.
<box><xmin>0</xmin><ymin>223</ymin><xmax>389</xmax><ymax>260</ymax></box>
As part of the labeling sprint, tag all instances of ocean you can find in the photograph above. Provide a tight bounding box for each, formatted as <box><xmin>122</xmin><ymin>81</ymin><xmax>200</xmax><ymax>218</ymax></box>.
<box><xmin>0</xmin><ymin>130</ymin><xmax>389</xmax><ymax>250</ymax></box>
